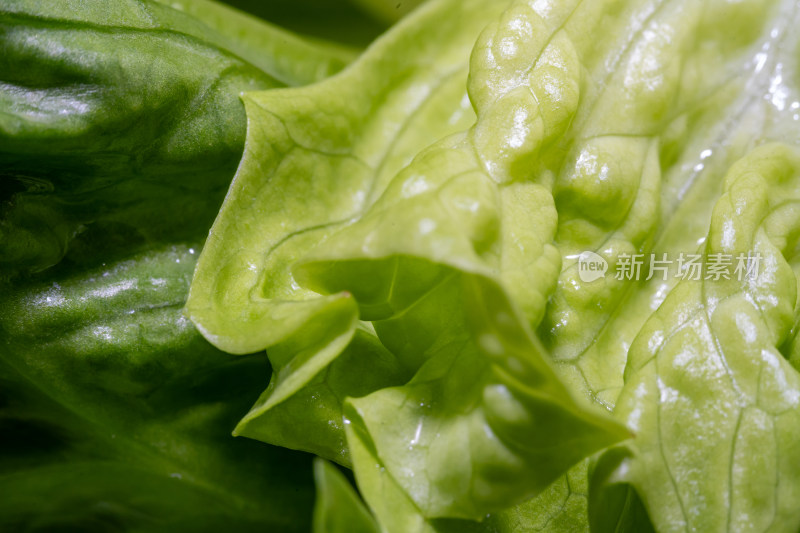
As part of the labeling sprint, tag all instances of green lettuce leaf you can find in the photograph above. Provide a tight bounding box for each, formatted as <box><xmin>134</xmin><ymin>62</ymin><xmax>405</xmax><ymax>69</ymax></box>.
<box><xmin>189</xmin><ymin>0</ymin><xmax>627</xmax><ymax>522</ymax></box>
<box><xmin>607</xmin><ymin>144</ymin><xmax>800</xmax><ymax>532</ymax></box>
<box><xmin>234</xmin><ymin>322</ymin><xmax>407</xmax><ymax>465</ymax></box>
<box><xmin>184</xmin><ymin>0</ymin><xmax>800</xmax><ymax>530</ymax></box>
<box><xmin>588</xmin><ymin>447</ymin><xmax>654</xmax><ymax>533</ymax></box>
<box><xmin>217</xmin><ymin>0</ymin><xmax>390</xmax><ymax>47</ymax></box>
<box><xmin>343</xmin><ymin>417</ymin><xmax>489</xmax><ymax>533</ymax></box>
<box><xmin>1</xmin><ymin>2</ymin><xmax>363</xmax><ymax>530</ymax></box>
<box><xmin>153</xmin><ymin>0</ymin><xmax>357</xmax><ymax>85</ymax></box>
<box><xmin>0</xmin><ymin>245</ymin><xmax>315</xmax><ymax>532</ymax></box>
<box><xmin>485</xmin><ymin>460</ymin><xmax>594</xmax><ymax>533</ymax></box>
<box><xmin>8</xmin><ymin>0</ymin><xmax>799</xmax><ymax>528</ymax></box>
<box><xmin>186</xmin><ymin>0</ymin><xmax>516</xmax><ymax>461</ymax></box>
<box><xmin>0</xmin><ymin>0</ymin><xmax>352</xmax><ymax>276</ymax></box>
<box><xmin>312</xmin><ymin>458</ymin><xmax>380</xmax><ymax>533</ymax></box>
<box><xmin>462</xmin><ymin>0</ymin><xmax>800</xmax><ymax>529</ymax></box>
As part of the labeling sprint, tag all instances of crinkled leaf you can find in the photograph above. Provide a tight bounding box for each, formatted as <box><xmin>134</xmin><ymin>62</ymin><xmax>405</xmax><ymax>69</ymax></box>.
<box><xmin>294</xmin><ymin>0</ymin><xmax>642</xmax><ymax>518</ymax></box>
<box><xmin>345</xmin><ymin>419</ymin><xmax>592</xmax><ymax>533</ymax></box>
<box><xmin>186</xmin><ymin>0</ymin><xmax>515</xmax><ymax>462</ymax></box>
<box><xmin>309</xmin><ymin>264</ymin><xmax>624</xmax><ymax>519</ymax></box>
<box><xmin>191</xmin><ymin>0</ymin><xmax>632</xmax><ymax>522</ymax></box>
<box><xmin>186</xmin><ymin>0</ymin><xmax>800</xmax><ymax>529</ymax></box>
<box><xmin>607</xmin><ymin>144</ymin><xmax>800</xmax><ymax>532</ymax></box>
<box><xmin>518</xmin><ymin>0</ymin><xmax>800</xmax><ymax>530</ymax></box>
<box><xmin>234</xmin><ymin>323</ymin><xmax>407</xmax><ymax>465</ymax></box>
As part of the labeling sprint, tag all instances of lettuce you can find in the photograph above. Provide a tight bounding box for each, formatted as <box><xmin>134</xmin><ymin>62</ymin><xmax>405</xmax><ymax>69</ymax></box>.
<box><xmin>0</xmin><ymin>0</ymin><xmax>353</xmax><ymax>276</ymax></box>
<box><xmin>5</xmin><ymin>0</ymin><xmax>800</xmax><ymax>531</ymax></box>
<box><xmin>0</xmin><ymin>0</ymin><xmax>355</xmax><ymax>530</ymax></box>
<box><xmin>0</xmin><ymin>245</ymin><xmax>317</xmax><ymax>532</ymax></box>
<box><xmin>189</xmin><ymin>0</ymin><xmax>800</xmax><ymax>530</ymax></box>
<box><xmin>312</xmin><ymin>458</ymin><xmax>381</xmax><ymax>533</ymax></box>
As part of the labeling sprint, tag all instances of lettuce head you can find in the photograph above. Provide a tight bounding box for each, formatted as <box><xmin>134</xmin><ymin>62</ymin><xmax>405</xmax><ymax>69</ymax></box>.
<box><xmin>4</xmin><ymin>0</ymin><xmax>800</xmax><ymax>532</ymax></box>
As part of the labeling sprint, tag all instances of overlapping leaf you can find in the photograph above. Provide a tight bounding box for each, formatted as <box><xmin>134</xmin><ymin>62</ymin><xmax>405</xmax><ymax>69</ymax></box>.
<box><xmin>189</xmin><ymin>0</ymin><xmax>629</xmax><ymax>522</ymax></box>
<box><xmin>185</xmin><ymin>0</ymin><xmax>800</xmax><ymax>530</ymax></box>
<box><xmin>187</xmin><ymin>0</ymin><xmax>517</xmax><ymax>463</ymax></box>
